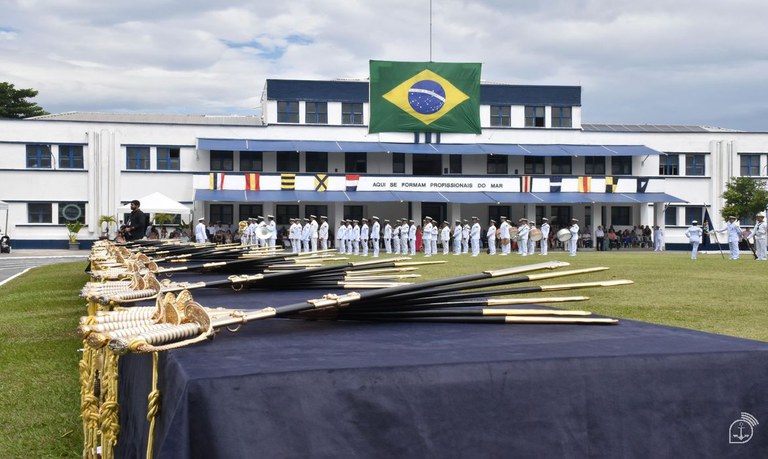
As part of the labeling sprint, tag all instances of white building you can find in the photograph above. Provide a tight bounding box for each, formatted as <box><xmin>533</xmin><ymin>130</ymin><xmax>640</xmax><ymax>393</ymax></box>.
<box><xmin>1</xmin><ymin>78</ymin><xmax>766</xmax><ymax>249</ymax></box>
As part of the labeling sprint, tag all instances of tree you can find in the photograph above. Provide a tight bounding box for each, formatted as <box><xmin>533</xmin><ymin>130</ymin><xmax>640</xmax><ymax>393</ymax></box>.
<box><xmin>0</xmin><ymin>82</ymin><xmax>49</xmax><ymax>118</ymax></box>
<box><xmin>720</xmin><ymin>176</ymin><xmax>768</xmax><ymax>220</ymax></box>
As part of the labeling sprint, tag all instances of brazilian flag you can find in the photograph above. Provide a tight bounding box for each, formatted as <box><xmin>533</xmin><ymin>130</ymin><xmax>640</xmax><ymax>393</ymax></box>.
<box><xmin>369</xmin><ymin>60</ymin><xmax>481</xmax><ymax>134</ymax></box>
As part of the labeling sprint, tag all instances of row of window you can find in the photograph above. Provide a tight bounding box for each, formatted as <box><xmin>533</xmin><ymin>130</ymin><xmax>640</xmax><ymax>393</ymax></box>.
<box><xmin>277</xmin><ymin>102</ymin><xmax>364</xmax><ymax>125</ymax></box>
<box><xmin>658</xmin><ymin>154</ymin><xmax>706</xmax><ymax>176</ymax></box>
<box><xmin>126</xmin><ymin>146</ymin><xmax>181</xmax><ymax>170</ymax></box>
<box><xmin>277</xmin><ymin>101</ymin><xmax>572</xmax><ymax>128</ymax></box>
<box><xmin>662</xmin><ymin>206</ymin><xmax>756</xmax><ymax>227</ymax></box>
<box><xmin>490</xmin><ymin>106</ymin><xmax>572</xmax><ymax>128</ymax></box>
<box><xmin>25</xmin><ymin>144</ymin><xmax>84</xmax><ymax>169</ymax></box>
<box><xmin>27</xmin><ymin>202</ymin><xmax>86</xmax><ymax>224</ymax></box>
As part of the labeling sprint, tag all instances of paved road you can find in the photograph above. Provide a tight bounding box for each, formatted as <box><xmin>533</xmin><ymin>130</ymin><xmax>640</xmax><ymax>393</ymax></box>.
<box><xmin>0</xmin><ymin>250</ymin><xmax>89</xmax><ymax>287</ymax></box>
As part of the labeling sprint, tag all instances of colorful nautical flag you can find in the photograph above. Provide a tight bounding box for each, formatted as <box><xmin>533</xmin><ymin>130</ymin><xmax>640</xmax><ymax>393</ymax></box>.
<box><xmin>209</xmin><ymin>173</ymin><xmax>225</xmax><ymax>190</ymax></box>
<box><xmin>578</xmin><ymin>176</ymin><xmax>592</xmax><ymax>192</ymax></box>
<box><xmin>605</xmin><ymin>176</ymin><xmax>617</xmax><ymax>193</ymax></box>
<box><xmin>314</xmin><ymin>174</ymin><xmax>328</xmax><ymax>192</ymax></box>
<box><xmin>245</xmin><ymin>173</ymin><xmax>260</xmax><ymax>191</ymax></box>
<box><xmin>550</xmin><ymin>177</ymin><xmax>562</xmax><ymax>193</ymax></box>
<box><xmin>521</xmin><ymin>176</ymin><xmax>532</xmax><ymax>193</ymax></box>
<box><xmin>369</xmin><ymin>60</ymin><xmax>481</xmax><ymax>134</ymax></box>
<box><xmin>637</xmin><ymin>177</ymin><xmax>650</xmax><ymax>193</ymax></box>
<box><xmin>345</xmin><ymin>174</ymin><xmax>360</xmax><ymax>191</ymax></box>
<box><xmin>281</xmin><ymin>174</ymin><xmax>296</xmax><ymax>190</ymax></box>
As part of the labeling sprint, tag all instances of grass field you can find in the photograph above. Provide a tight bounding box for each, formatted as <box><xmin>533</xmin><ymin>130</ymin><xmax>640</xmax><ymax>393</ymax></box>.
<box><xmin>0</xmin><ymin>250</ymin><xmax>766</xmax><ymax>457</ymax></box>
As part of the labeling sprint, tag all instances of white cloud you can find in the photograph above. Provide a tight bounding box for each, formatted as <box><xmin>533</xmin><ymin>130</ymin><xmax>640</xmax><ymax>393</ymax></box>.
<box><xmin>1</xmin><ymin>0</ymin><xmax>767</xmax><ymax>129</ymax></box>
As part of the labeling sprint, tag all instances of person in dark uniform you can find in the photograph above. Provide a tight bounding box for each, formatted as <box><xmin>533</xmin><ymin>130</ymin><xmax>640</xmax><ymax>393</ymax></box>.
<box><xmin>125</xmin><ymin>200</ymin><xmax>147</xmax><ymax>241</ymax></box>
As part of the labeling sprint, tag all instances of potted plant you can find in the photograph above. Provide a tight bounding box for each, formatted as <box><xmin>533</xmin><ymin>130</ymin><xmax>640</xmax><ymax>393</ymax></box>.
<box><xmin>98</xmin><ymin>215</ymin><xmax>117</xmax><ymax>238</ymax></box>
<box><xmin>65</xmin><ymin>221</ymin><xmax>85</xmax><ymax>249</ymax></box>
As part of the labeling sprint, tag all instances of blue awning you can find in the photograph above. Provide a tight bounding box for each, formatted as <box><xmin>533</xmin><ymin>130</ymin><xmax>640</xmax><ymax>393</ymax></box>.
<box><xmin>197</xmin><ymin>138</ymin><xmax>662</xmax><ymax>156</ymax></box>
<box><xmin>195</xmin><ymin>189</ymin><xmax>685</xmax><ymax>204</ymax></box>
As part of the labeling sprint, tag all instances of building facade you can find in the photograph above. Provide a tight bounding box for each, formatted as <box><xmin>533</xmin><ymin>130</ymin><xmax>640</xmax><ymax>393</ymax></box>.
<box><xmin>1</xmin><ymin>78</ymin><xmax>766</xmax><ymax>249</ymax></box>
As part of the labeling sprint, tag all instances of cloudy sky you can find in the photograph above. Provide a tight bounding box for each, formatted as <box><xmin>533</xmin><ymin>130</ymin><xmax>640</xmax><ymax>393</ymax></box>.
<box><xmin>2</xmin><ymin>0</ymin><xmax>767</xmax><ymax>130</ymax></box>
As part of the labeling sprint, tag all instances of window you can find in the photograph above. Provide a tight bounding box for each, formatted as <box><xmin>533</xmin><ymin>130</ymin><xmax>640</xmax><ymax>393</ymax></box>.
<box><xmin>740</xmin><ymin>154</ymin><xmax>760</xmax><ymax>176</ymax></box>
<box><xmin>305</xmin><ymin>205</ymin><xmax>327</xmax><ymax>220</ymax></box>
<box><xmin>659</xmin><ymin>154</ymin><xmax>679</xmax><ymax>176</ymax></box>
<box><xmin>584</xmin><ymin>156</ymin><xmax>605</xmax><ymax>175</ymax></box>
<box><xmin>551</xmin><ymin>107</ymin><xmax>572</xmax><ymax>128</ymax></box>
<box><xmin>665</xmin><ymin>207</ymin><xmax>677</xmax><ymax>226</ymax></box>
<box><xmin>126</xmin><ymin>146</ymin><xmax>150</xmax><ymax>170</ymax></box>
<box><xmin>157</xmin><ymin>147</ymin><xmax>180</xmax><ymax>170</ymax></box>
<box><xmin>26</xmin><ymin>144</ymin><xmax>52</xmax><ymax>168</ymax></box>
<box><xmin>342</xmin><ymin>103</ymin><xmax>364</xmax><ymax>125</ymax></box>
<box><xmin>610</xmin><ymin>206</ymin><xmax>631</xmax><ymax>226</ymax></box>
<box><xmin>345</xmin><ymin>152</ymin><xmax>367</xmax><ymax>173</ymax></box>
<box><xmin>685</xmin><ymin>154</ymin><xmax>705</xmax><ymax>176</ymax></box>
<box><xmin>612</xmin><ymin>156</ymin><xmax>632</xmax><ymax>175</ymax></box>
<box><xmin>449</xmin><ymin>154</ymin><xmax>462</xmax><ymax>174</ymax></box>
<box><xmin>524</xmin><ymin>156</ymin><xmax>545</xmax><ymax>175</ymax></box>
<box><xmin>210</xmin><ymin>150</ymin><xmax>234</xmax><ymax>171</ymax></box>
<box><xmin>276</xmin><ymin>205</ymin><xmax>299</xmax><ymax>225</ymax></box>
<box><xmin>525</xmin><ymin>106</ymin><xmax>545</xmax><ymax>127</ymax></box>
<box><xmin>240</xmin><ymin>151</ymin><xmax>263</xmax><ymax>171</ymax></box>
<box><xmin>276</xmin><ymin>151</ymin><xmax>300</xmax><ymax>172</ymax></box>
<box><xmin>551</xmin><ymin>206</ymin><xmax>571</xmax><ymax>226</ymax></box>
<box><xmin>489</xmin><ymin>206</ymin><xmax>510</xmax><ymax>224</ymax></box>
<box><xmin>487</xmin><ymin>155</ymin><xmax>508</xmax><ymax>174</ymax></box>
<box><xmin>28</xmin><ymin>203</ymin><xmax>52</xmax><ymax>223</ymax></box>
<box><xmin>344</xmin><ymin>205</ymin><xmax>363</xmax><ymax>222</ymax></box>
<box><xmin>277</xmin><ymin>101</ymin><xmax>299</xmax><ymax>123</ymax></box>
<box><xmin>305</xmin><ymin>152</ymin><xmax>328</xmax><ymax>173</ymax></box>
<box><xmin>393</xmin><ymin>153</ymin><xmax>405</xmax><ymax>174</ymax></box>
<box><xmin>305</xmin><ymin>102</ymin><xmax>328</xmax><ymax>124</ymax></box>
<box><xmin>490</xmin><ymin>105</ymin><xmax>510</xmax><ymax>127</ymax></box>
<box><xmin>209</xmin><ymin>204</ymin><xmax>234</xmax><ymax>225</ymax></box>
<box><xmin>535</xmin><ymin>206</ymin><xmax>546</xmax><ymax>224</ymax></box>
<box><xmin>239</xmin><ymin>204</ymin><xmax>263</xmax><ymax>222</ymax></box>
<box><xmin>59</xmin><ymin>145</ymin><xmax>84</xmax><ymax>169</ymax></box>
<box><xmin>59</xmin><ymin>202</ymin><xmax>86</xmax><ymax>224</ymax></box>
<box><xmin>684</xmin><ymin>207</ymin><xmax>701</xmax><ymax>225</ymax></box>
<box><xmin>551</xmin><ymin>157</ymin><xmax>572</xmax><ymax>175</ymax></box>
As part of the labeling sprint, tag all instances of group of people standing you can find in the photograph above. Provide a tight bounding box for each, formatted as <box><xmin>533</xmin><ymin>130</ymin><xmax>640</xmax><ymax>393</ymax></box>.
<box><xmin>287</xmin><ymin>215</ymin><xmax>329</xmax><ymax>253</ymax></box>
<box><xmin>684</xmin><ymin>214</ymin><xmax>767</xmax><ymax>260</ymax></box>
<box><xmin>332</xmin><ymin>216</ymin><xmax>581</xmax><ymax>257</ymax></box>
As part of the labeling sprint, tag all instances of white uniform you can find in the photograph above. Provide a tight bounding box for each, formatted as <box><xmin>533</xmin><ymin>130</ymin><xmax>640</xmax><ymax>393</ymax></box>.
<box><xmin>470</xmin><ymin>221</ymin><xmax>481</xmax><ymax>256</ymax></box>
<box><xmin>345</xmin><ymin>223</ymin><xmax>354</xmax><ymax>253</ymax></box>
<box><xmin>352</xmin><ymin>223</ymin><xmax>361</xmax><ymax>255</ymax></box>
<box><xmin>409</xmin><ymin>224</ymin><xmax>417</xmax><ymax>255</ymax></box>
<box><xmin>717</xmin><ymin>220</ymin><xmax>742</xmax><ymax>260</ymax></box>
<box><xmin>527</xmin><ymin>224</ymin><xmax>536</xmax><ymax>255</ymax></box>
<box><xmin>685</xmin><ymin>224</ymin><xmax>703</xmax><ymax>260</ymax></box>
<box><xmin>499</xmin><ymin>220</ymin><xmax>510</xmax><ymax>255</ymax></box>
<box><xmin>401</xmin><ymin>223</ymin><xmax>410</xmax><ymax>254</ymax></box>
<box><xmin>336</xmin><ymin>222</ymin><xmax>346</xmax><ymax>254</ymax></box>
<box><xmin>290</xmin><ymin>221</ymin><xmax>301</xmax><ymax>253</ymax></box>
<box><xmin>569</xmin><ymin>223</ymin><xmax>579</xmax><ymax>256</ymax></box>
<box><xmin>453</xmin><ymin>224</ymin><xmax>462</xmax><ymax>255</ymax></box>
<box><xmin>441</xmin><ymin>225</ymin><xmax>451</xmax><ymax>255</ymax></box>
<box><xmin>755</xmin><ymin>218</ymin><xmax>767</xmax><ymax>260</ymax></box>
<box><xmin>360</xmin><ymin>222</ymin><xmax>370</xmax><ymax>256</ymax></box>
<box><xmin>319</xmin><ymin>220</ymin><xmax>329</xmax><ymax>250</ymax></box>
<box><xmin>486</xmin><ymin>223</ymin><xmax>497</xmax><ymax>255</ymax></box>
<box><xmin>540</xmin><ymin>222</ymin><xmax>550</xmax><ymax>255</ymax></box>
<box><xmin>383</xmin><ymin>223</ymin><xmax>392</xmax><ymax>254</ymax></box>
<box><xmin>517</xmin><ymin>223</ymin><xmax>530</xmax><ymax>256</ymax></box>
<box><xmin>267</xmin><ymin>219</ymin><xmax>277</xmax><ymax>252</ymax></box>
<box><xmin>392</xmin><ymin>224</ymin><xmax>401</xmax><ymax>255</ymax></box>
<box><xmin>423</xmin><ymin>221</ymin><xmax>433</xmax><ymax>256</ymax></box>
<box><xmin>371</xmin><ymin>220</ymin><xmax>380</xmax><ymax>257</ymax></box>
<box><xmin>462</xmin><ymin>224</ymin><xmax>470</xmax><ymax>254</ymax></box>
<box><xmin>195</xmin><ymin>222</ymin><xmax>207</xmax><ymax>243</ymax></box>
<box><xmin>309</xmin><ymin>219</ymin><xmax>319</xmax><ymax>252</ymax></box>
<box><xmin>653</xmin><ymin>227</ymin><xmax>664</xmax><ymax>252</ymax></box>
<box><xmin>431</xmin><ymin>224</ymin><xmax>438</xmax><ymax>255</ymax></box>
<box><xmin>301</xmin><ymin>222</ymin><xmax>311</xmax><ymax>253</ymax></box>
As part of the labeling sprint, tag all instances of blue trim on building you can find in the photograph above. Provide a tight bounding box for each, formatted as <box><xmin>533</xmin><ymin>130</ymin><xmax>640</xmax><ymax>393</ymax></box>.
<box><xmin>265</xmin><ymin>79</ymin><xmax>581</xmax><ymax>106</ymax></box>
<box><xmin>11</xmin><ymin>239</ymin><xmax>95</xmax><ymax>250</ymax></box>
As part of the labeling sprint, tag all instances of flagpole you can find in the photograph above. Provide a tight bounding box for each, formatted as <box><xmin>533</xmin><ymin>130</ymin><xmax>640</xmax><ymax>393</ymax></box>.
<box><xmin>429</xmin><ymin>0</ymin><xmax>433</xmax><ymax>61</ymax></box>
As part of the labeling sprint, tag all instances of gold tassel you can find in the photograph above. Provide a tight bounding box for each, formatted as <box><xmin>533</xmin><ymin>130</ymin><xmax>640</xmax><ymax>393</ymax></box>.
<box><xmin>100</xmin><ymin>350</ymin><xmax>121</xmax><ymax>459</ymax></box>
<box><xmin>146</xmin><ymin>352</ymin><xmax>161</xmax><ymax>459</ymax></box>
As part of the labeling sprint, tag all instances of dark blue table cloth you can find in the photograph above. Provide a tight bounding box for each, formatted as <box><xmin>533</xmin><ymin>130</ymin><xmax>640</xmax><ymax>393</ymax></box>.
<box><xmin>115</xmin><ymin>290</ymin><xmax>768</xmax><ymax>458</ymax></box>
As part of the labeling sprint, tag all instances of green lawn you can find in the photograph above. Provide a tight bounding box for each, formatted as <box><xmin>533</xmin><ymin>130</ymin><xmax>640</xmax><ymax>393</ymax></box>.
<box><xmin>0</xmin><ymin>251</ymin><xmax>766</xmax><ymax>457</ymax></box>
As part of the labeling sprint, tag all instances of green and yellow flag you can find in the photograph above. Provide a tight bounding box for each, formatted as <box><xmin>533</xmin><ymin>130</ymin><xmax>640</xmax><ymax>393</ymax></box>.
<box><xmin>369</xmin><ymin>60</ymin><xmax>481</xmax><ymax>134</ymax></box>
